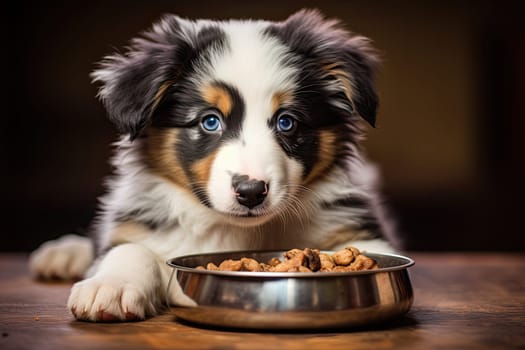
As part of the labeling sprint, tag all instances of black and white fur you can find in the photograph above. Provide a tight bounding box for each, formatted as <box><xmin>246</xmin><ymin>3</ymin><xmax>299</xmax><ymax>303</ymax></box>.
<box><xmin>29</xmin><ymin>9</ymin><xmax>398</xmax><ymax>322</ymax></box>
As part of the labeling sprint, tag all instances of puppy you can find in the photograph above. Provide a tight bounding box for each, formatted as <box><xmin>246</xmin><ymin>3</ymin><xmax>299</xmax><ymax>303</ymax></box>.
<box><xmin>29</xmin><ymin>9</ymin><xmax>398</xmax><ymax>322</ymax></box>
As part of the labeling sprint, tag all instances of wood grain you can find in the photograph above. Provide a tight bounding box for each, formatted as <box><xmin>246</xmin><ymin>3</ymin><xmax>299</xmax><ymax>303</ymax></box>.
<box><xmin>1</xmin><ymin>252</ymin><xmax>524</xmax><ymax>350</ymax></box>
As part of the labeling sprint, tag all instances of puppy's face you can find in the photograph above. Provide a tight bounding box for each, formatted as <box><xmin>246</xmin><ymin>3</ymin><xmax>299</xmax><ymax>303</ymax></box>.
<box><xmin>93</xmin><ymin>10</ymin><xmax>378</xmax><ymax>225</ymax></box>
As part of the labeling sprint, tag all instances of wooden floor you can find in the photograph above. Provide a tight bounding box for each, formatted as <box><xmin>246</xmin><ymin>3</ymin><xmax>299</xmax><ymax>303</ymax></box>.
<box><xmin>1</xmin><ymin>252</ymin><xmax>524</xmax><ymax>350</ymax></box>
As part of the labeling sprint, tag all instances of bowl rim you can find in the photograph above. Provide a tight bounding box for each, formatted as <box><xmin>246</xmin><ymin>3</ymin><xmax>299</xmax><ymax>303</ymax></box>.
<box><xmin>166</xmin><ymin>250</ymin><xmax>415</xmax><ymax>278</ymax></box>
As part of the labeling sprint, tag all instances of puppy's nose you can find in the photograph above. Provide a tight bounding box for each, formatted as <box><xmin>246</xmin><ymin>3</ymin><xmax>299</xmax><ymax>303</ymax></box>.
<box><xmin>232</xmin><ymin>175</ymin><xmax>268</xmax><ymax>209</ymax></box>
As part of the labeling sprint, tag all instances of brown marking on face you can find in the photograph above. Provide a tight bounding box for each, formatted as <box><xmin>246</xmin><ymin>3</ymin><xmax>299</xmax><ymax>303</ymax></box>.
<box><xmin>151</xmin><ymin>81</ymin><xmax>174</xmax><ymax>114</ymax></box>
<box><xmin>143</xmin><ymin>127</ymin><xmax>191</xmax><ymax>190</ymax></box>
<box><xmin>323</xmin><ymin>62</ymin><xmax>355</xmax><ymax>110</ymax></box>
<box><xmin>271</xmin><ymin>91</ymin><xmax>294</xmax><ymax>115</ymax></box>
<box><xmin>191</xmin><ymin>150</ymin><xmax>218</xmax><ymax>187</ymax></box>
<box><xmin>109</xmin><ymin>222</ymin><xmax>152</xmax><ymax>246</ymax></box>
<box><xmin>302</xmin><ymin>130</ymin><xmax>338</xmax><ymax>185</ymax></box>
<box><xmin>202</xmin><ymin>84</ymin><xmax>232</xmax><ymax>116</ymax></box>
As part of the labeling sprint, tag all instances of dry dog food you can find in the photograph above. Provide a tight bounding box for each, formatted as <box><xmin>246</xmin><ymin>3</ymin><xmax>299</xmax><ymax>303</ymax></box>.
<box><xmin>197</xmin><ymin>247</ymin><xmax>378</xmax><ymax>272</ymax></box>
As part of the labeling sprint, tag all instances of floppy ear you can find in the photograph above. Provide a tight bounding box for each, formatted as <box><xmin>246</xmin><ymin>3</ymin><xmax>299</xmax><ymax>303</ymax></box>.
<box><xmin>269</xmin><ymin>9</ymin><xmax>379</xmax><ymax>127</ymax></box>
<box><xmin>91</xmin><ymin>16</ymin><xmax>180</xmax><ymax>139</ymax></box>
<box><xmin>91</xmin><ymin>15</ymin><xmax>224</xmax><ymax>139</ymax></box>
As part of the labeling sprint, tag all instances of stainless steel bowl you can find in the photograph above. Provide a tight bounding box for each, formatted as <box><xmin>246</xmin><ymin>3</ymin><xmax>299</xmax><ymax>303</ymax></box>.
<box><xmin>167</xmin><ymin>250</ymin><xmax>415</xmax><ymax>329</ymax></box>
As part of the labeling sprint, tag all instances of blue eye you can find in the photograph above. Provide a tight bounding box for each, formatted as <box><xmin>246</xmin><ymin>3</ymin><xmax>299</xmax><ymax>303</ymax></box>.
<box><xmin>201</xmin><ymin>114</ymin><xmax>222</xmax><ymax>132</ymax></box>
<box><xmin>277</xmin><ymin>115</ymin><xmax>295</xmax><ymax>133</ymax></box>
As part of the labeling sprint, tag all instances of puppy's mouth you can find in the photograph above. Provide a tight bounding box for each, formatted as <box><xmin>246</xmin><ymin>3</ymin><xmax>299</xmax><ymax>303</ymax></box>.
<box><xmin>225</xmin><ymin>214</ymin><xmax>272</xmax><ymax>227</ymax></box>
<box><xmin>218</xmin><ymin>203</ymin><xmax>279</xmax><ymax>226</ymax></box>
<box><xmin>226</xmin><ymin>206</ymin><xmax>273</xmax><ymax>219</ymax></box>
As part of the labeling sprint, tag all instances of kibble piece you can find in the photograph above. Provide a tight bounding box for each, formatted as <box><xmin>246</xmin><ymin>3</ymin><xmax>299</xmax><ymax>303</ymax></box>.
<box><xmin>347</xmin><ymin>246</ymin><xmax>361</xmax><ymax>256</ymax></box>
<box><xmin>206</xmin><ymin>263</ymin><xmax>219</xmax><ymax>270</ymax></box>
<box><xmin>284</xmin><ymin>249</ymin><xmax>304</xmax><ymax>260</ymax></box>
<box><xmin>260</xmin><ymin>263</ymin><xmax>273</xmax><ymax>272</ymax></box>
<box><xmin>284</xmin><ymin>250</ymin><xmax>306</xmax><ymax>267</ymax></box>
<box><xmin>267</xmin><ymin>257</ymin><xmax>281</xmax><ymax>267</ymax></box>
<box><xmin>304</xmin><ymin>248</ymin><xmax>321</xmax><ymax>271</ymax></box>
<box><xmin>271</xmin><ymin>261</ymin><xmax>295</xmax><ymax>272</ymax></box>
<box><xmin>218</xmin><ymin>259</ymin><xmax>243</xmax><ymax>271</ymax></box>
<box><xmin>240</xmin><ymin>257</ymin><xmax>263</xmax><ymax>272</ymax></box>
<box><xmin>332</xmin><ymin>247</ymin><xmax>360</xmax><ymax>266</ymax></box>
<box><xmin>348</xmin><ymin>254</ymin><xmax>377</xmax><ymax>271</ymax></box>
<box><xmin>319</xmin><ymin>253</ymin><xmax>335</xmax><ymax>271</ymax></box>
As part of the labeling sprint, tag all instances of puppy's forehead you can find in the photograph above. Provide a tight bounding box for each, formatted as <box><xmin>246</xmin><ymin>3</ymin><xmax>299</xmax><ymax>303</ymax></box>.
<box><xmin>200</xmin><ymin>22</ymin><xmax>298</xmax><ymax>111</ymax></box>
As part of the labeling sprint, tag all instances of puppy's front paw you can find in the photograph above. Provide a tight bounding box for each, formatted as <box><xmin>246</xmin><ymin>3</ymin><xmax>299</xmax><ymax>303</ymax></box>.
<box><xmin>29</xmin><ymin>234</ymin><xmax>94</xmax><ymax>280</ymax></box>
<box><xmin>67</xmin><ymin>275</ymin><xmax>162</xmax><ymax>322</ymax></box>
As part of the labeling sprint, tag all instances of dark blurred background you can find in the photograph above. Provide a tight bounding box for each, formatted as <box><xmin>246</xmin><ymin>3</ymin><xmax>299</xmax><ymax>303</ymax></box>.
<box><xmin>3</xmin><ymin>0</ymin><xmax>524</xmax><ymax>251</ymax></box>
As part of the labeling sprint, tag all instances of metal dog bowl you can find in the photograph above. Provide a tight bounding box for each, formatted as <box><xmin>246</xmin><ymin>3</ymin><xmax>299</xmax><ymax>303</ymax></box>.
<box><xmin>167</xmin><ymin>250</ymin><xmax>414</xmax><ymax>329</ymax></box>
